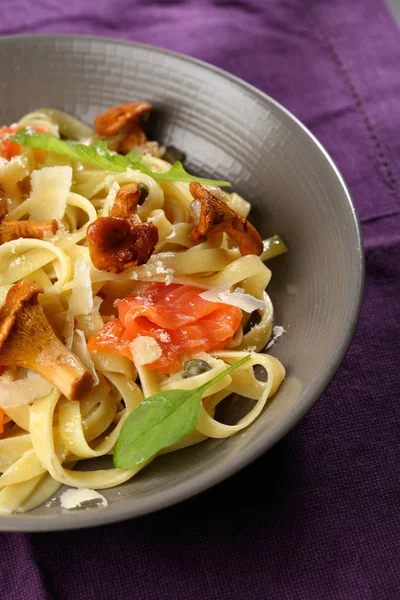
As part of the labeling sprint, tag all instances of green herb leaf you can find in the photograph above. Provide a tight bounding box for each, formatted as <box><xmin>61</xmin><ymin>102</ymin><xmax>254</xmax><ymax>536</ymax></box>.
<box><xmin>113</xmin><ymin>354</ymin><xmax>251</xmax><ymax>469</ymax></box>
<box><xmin>9</xmin><ymin>129</ymin><xmax>231</xmax><ymax>187</ymax></box>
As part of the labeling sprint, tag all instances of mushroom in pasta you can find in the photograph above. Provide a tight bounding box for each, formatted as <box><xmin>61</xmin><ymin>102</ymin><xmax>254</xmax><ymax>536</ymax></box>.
<box><xmin>110</xmin><ymin>183</ymin><xmax>142</xmax><ymax>219</ymax></box>
<box><xmin>0</xmin><ymin>209</ymin><xmax>58</xmax><ymax>244</ymax></box>
<box><xmin>0</xmin><ymin>281</ymin><xmax>94</xmax><ymax>401</ymax></box>
<box><xmin>87</xmin><ymin>214</ymin><xmax>158</xmax><ymax>273</ymax></box>
<box><xmin>87</xmin><ymin>182</ymin><xmax>158</xmax><ymax>273</ymax></box>
<box><xmin>189</xmin><ymin>182</ymin><xmax>263</xmax><ymax>256</ymax></box>
<box><xmin>0</xmin><ymin>185</ymin><xmax>7</xmax><ymax>212</ymax></box>
<box><xmin>94</xmin><ymin>101</ymin><xmax>153</xmax><ymax>155</ymax></box>
<box><xmin>94</xmin><ymin>102</ymin><xmax>152</xmax><ymax>137</ymax></box>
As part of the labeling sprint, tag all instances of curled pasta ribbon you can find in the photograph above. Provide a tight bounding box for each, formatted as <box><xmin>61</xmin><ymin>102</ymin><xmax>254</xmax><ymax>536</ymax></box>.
<box><xmin>196</xmin><ymin>352</ymin><xmax>285</xmax><ymax>438</ymax></box>
<box><xmin>29</xmin><ymin>385</ymin><xmax>148</xmax><ymax>489</ymax></box>
<box><xmin>0</xmin><ymin>107</ymin><xmax>286</xmax><ymax>514</ymax></box>
<box><xmin>0</xmin><ymin>238</ymin><xmax>71</xmax><ymax>288</ymax></box>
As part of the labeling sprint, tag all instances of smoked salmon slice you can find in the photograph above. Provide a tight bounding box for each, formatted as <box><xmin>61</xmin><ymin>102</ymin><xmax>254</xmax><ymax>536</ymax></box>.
<box><xmin>88</xmin><ymin>282</ymin><xmax>242</xmax><ymax>372</ymax></box>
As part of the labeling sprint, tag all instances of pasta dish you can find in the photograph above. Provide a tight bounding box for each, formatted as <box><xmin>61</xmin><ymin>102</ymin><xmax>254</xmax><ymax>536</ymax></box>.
<box><xmin>0</xmin><ymin>103</ymin><xmax>286</xmax><ymax>513</ymax></box>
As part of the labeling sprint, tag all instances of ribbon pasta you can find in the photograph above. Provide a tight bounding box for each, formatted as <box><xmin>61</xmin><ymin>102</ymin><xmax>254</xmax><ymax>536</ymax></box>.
<box><xmin>0</xmin><ymin>109</ymin><xmax>285</xmax><ymax>513</ymax></box>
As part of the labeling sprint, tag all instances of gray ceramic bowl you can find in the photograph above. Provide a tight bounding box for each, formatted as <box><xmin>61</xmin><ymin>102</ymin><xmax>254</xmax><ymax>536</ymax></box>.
<box><xmin>0</xmin><ymin>35</ymin><xmax>363</xmax><ymax>531</ymax></box>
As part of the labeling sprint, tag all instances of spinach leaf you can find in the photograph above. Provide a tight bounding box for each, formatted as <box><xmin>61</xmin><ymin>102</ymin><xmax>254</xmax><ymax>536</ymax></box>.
<box><xmin>114</xmin><ymin>355</ymin><xmax>250</xmax><ymax>468</ymax></box>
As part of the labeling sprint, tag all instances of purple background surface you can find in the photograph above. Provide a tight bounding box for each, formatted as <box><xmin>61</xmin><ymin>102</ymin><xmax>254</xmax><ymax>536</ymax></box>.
<box><xmin>1</xmin><ymin>1</ymin><xmax>400</xmax><ymax>598</ymax></box>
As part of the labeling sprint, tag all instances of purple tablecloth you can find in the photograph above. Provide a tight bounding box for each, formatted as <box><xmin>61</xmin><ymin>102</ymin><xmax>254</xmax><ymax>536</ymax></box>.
<box><xmin>1</xmin><ymin>1</ymin><xmax>400</xmax><ymax>598</ymax></box>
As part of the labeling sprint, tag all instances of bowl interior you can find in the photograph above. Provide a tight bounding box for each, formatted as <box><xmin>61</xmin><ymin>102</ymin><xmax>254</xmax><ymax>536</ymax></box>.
<box><xmin>0</xmin><ymin>36</ymin><xmax>363</xmax><ymax>531</ymax></box>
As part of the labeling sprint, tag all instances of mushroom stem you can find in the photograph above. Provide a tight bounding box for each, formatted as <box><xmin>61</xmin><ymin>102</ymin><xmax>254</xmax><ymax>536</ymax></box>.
<box><xmin>0</xmin><ymin>185</ymin><xmax>7</xmax><ymax>212</ymax></box>
<box><xmin>0</xmin><ymin>281</ymin><xmax>94</xmax><ymax>401</ymax></box>
<box><xmin>110</xmin><ymin>184</ymin><xmax>141</xmax><ymax>219</ymax></box>
<box><xmin>0</xmin><ymin>218</ymin><xmax>58</xmax><ymax>243</ymax></box>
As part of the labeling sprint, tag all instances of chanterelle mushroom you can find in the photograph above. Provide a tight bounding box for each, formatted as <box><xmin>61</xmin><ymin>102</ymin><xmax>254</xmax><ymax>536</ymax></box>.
<box><xmin>87</xmin><ymin>214</ymin><xmax>158</xmax><ymax>274</ymax></box>
<box><xmin>0</xmin><ymin>206</ymin><xmax>58</xmax><ymax>244</ymax></box>
<box><xmin>0</xmin><ymin>281</ymin><xmax>94</xmax><ymax>401</ymax></box>
<box><xmin>87</xmin><ymin>183</ymin><xmax>158</xmax><ymax>273</ymax></box>
<box><xmin>93</xmin><ymin>102</ymin><xmax>151</xmax><ymax>155</ymax></box>
<box><xmin>94</xmin><ymin>102</ymin><xmax>152</xmax><ymax>137</ymax></box>
<box><xmin>110</xmin><ymin>183</ymin><xmax>142</xmax><ymax>219</ymax></box>
<box><xmin>189</xmin><ymin>182</ymin><xmax>263</xmax><ymax>256</ymax></box>
<box><xmin>0</xmin><ymin>185</ymin><xmax>7</xmax><ymax>212</ymax></box>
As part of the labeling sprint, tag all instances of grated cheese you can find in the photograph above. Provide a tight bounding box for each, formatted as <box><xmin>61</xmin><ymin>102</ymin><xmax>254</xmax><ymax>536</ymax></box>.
<box><xmin>155</xmin><ymin>260</ymin><xmax>166</xmax><ymax>275</ymax></box>
<box><xmin>158</xmin><ymin>330</ymin><xmax>171</xmax><ymax>343</ymax></box>
<box><xmin>164</xmin><ymin>269</ymin><xmax>174</xmax><ymax>285</ymax></box>
<box><xmin>130</xmin><ymin>336</ymin><xmax>162</xmax><ymax>366</ymax></box>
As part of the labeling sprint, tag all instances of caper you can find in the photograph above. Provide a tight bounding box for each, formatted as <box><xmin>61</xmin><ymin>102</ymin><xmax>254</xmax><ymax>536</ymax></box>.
<box><xmin>181</xmin><ymin>359</ymin><xmax>212</xmax><ymax>378</ymax></box>
<box><xmin>137</xmin><ymin>183</ymin><xmax>149</xmax><ymax>205</ymax></box>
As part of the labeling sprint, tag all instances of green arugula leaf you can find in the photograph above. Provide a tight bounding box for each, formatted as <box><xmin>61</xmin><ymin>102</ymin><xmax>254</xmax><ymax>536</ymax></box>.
<box><xmin>9</xmin><ymin>129</ymin><xmax>231</xmax><ymax>186</ymax></box>
<box><xmin>113</xmin><ymin>354</ymin><xmax>251</xmax><ymax>469</ymax></box>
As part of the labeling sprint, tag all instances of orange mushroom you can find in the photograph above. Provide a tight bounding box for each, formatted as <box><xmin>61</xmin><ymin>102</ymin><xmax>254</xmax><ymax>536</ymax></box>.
<box><xmin>0</xmin><ymin>213</ymin><xmax>58</xmax><ymax>244</ymax></box>
<box><xmin>87</xmin><ymin>183</ymin><xmax>157</xmax><ymax>273</ymax></box>
<box><xmin>87</xmin><ymin>214</ymin><xmax>158</xmax><ymax>274</ymax></box>
<box><xmin>0</xmin><ymin>185</ymin><xmax>7</xmax><ymax>212</ymax></box>
<box><xmin>0</xmin><ymin>281</ymin><xmax>94</xmax><ymax>401</ymax></box>
<box><xmin>94</xmin><ymin>101</ymin><xmax>153</xmax><ymax>156</ymax></box>
<box><xmin>94</xmin><ymin>102</ymin><xmax>152</xmax><ymax>137</ymax></box>
<box><xmin>189</xmin><ymin>182</ymin><xmax>263</xmax><ymax>256</ymax></box>
<box><xmin>110</xmin><ymin>183</ymin><xmax>142</xmax><ymax>219</ymax></box>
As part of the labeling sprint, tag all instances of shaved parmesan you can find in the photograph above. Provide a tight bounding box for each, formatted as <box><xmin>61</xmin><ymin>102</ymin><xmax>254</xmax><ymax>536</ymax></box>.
<box><xmin>72</xmin><ymin>330</ymin><xmax>99</xmax><ymax>386</ymax></box>
<box><xmin>102</xmin><ymin>180</ymin><xmax>120</xmax><ymax>216</ymax></box>
<box><xmin>130</xmin><ymin>336</ymin><xmax>162</xmax><ymax>366</ymax></box>
<box><xmin>0</xmin><ymin>374</ymin><xmax>54</xmax><ymax>407</ymax></box>
<box><xmin>266</xmin><ymin>325</ymin><xmax>286</xmax><ymax>349</ymax></box>
<box><xmin>63</xmin><ymin>311</ymin><xmax>75</xmax><ymax>350</ymax></box>
<box><xmin>69</xmin><ymin>258</ymin><xmax>93</xmax><ymax>316</ymax></box>
<box><xmin>199</xmin><ymin>287</ymin><xmax>265</xmax><ymax>312</ymax></box>
<box><xmin>60</xmin><ymin>488</ymin><xmax>108</xmax><ymax>510</ymax></box>
<box><xmin>0</xmin><ymin>155</ymin><xmax>28</xmax><ymax>184</ymax></box>
<box><xmin>273</xmin><ymin>325</ymin><xmax>285</xmax><ymax>338</ymax></box>
<box><xmin>75</xmin><ymin>296</ymin><xmax>104</xmax><ymax>338</ymax></box>
<box><xmin>29</xmin><ymin>165</ymin><xmax>72</xmax><ymax>221</ymax></box>
<box><xmin>206</xmin><ymin>185</ymin><xmax>228</xmax><ymax>203</ymax></box>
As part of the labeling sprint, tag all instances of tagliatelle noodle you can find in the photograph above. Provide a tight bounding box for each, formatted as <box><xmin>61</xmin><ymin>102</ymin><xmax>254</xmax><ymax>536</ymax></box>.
<box><xmin>0</xmin><ymin>108</ymin><xmax>285</xmax><ymax>513</ymax></box>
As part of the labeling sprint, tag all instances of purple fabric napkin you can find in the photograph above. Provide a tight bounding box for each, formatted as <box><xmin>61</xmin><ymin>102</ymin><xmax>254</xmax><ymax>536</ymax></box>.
<box><xmin>1</xmin><ymin>1</ymin><xmax>400</xmax><ymax>598</ymax></box>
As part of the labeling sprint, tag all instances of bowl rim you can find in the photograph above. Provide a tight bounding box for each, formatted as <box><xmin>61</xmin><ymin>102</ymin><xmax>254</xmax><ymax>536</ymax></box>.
<box><xmin>0</xmin><ymin>33</ymin><xmax>365</xmax><ymax>532</ymax></box>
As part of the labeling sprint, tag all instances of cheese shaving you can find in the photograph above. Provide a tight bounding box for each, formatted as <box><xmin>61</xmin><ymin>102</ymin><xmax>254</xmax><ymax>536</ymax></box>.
<box><xmin>72</xmin><ymin>330</ymin><xmax>99</xmax><ymax>386</ymax></box>
<box><xmin>130</xmin><ymin>336</ymin><xmax>162</xmax><ymax>366</ymax></box>
<box><xmin>199</xmin><ymin>287</ymin><xmax>265</xmax><ymax>312</ymax></box>
<box><xmin>0</xmin><ymin>155</ymin><xmax>28</xmax><ymax>187</ymax></box>
<box><xmin>69</xmin><ymin>258</ymin><xmax>94</xmax><ymax>316</ymax></box>
<box><xmin>75</xmin><ymin>296</ymin><xmax>104</xmax><ymax>338</ymax></box>
<box><xmin>0</xmin><ymin>373</ymin><xmax>54</xmax><ymax>407</ymax></box>
<box><xmin>29</xmin><ymin>165</ymin><xmax>72</xmax><ymax>221</ymax></box>
<box><xmin>63</xmin><ymin>311</ymin><xmax>75</xmax><ymax>350</ymax></box>
<box><xmin>60</xmin><ymin>488</ymin><xmax>108</xmax><ymax>510</ymax></box>
<box><xmin>266</xmin><ymin>325</ymin><xmax>286</xmax><ymax>349</ymax></box>
<box><xmin>102</xmin><ymin>180</ymin><xmax>120</xmax><ymax>216</ymax></box>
